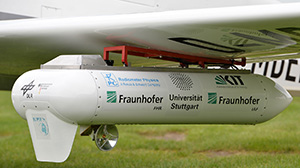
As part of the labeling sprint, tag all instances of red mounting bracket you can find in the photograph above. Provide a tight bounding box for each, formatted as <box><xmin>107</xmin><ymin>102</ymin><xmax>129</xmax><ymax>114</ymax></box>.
<box><xmin>103</xmin><ymin>45</ymin><xmax>246</xmax><ymax>68</ymax></box>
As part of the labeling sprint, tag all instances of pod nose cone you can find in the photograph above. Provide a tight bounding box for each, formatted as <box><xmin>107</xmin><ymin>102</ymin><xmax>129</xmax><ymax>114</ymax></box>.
<box><xmin>261</xmin><ymin>82</ymin><xmax>292</xmax><ymax>123</ymax></box>
<box><xmin>272</xmin><ymin>83</ymin><xmax>293</xmax><ymax>109</ymax></box>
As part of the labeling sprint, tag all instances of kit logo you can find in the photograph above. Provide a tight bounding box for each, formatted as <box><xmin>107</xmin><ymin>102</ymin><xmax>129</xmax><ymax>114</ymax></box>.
<box><xmin>21</xmin><ymin>80</ymin><xmax>35</xmax><ymax>96</ymax></box>
<box><xmin>107</xmin><ymin>91</ymin><xmax>117</xmax><ymax>103</ymax></box>
<box><xmin>215</xmin><ymin>75</ymin><xmax>244</xmax><ymax>85</ymax></box>
<box><xmin>208</xmin><ymin>92</ymin><xmax>217</xmax><ymax>104</ymax></box>
<box><xmin>102</xmin><ymin>73</ymin><xmax>119</xmax><ymax>87</ymax></box>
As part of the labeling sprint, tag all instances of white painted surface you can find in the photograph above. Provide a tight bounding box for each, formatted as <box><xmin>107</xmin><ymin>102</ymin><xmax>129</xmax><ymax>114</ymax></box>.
<box><xmin>12</xmin><ymin>69</ymin><xmax>292</xmax><ymax>125</ymax></box>
<box><xmin>0</xmin><ymin>0</ymin><xmax>292</xmax><ymax>18</ymax></box>
<box><xmin>26</xmin><ymin>110</ymin><xmax>77</xmax><ymax>162</ymax></box>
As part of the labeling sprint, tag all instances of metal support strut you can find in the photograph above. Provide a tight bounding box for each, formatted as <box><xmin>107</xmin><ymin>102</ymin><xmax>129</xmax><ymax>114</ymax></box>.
<box><xmin>103</xmin><ymin>45</ymin><xmax>246</xmax><ymax>68</ymax></box>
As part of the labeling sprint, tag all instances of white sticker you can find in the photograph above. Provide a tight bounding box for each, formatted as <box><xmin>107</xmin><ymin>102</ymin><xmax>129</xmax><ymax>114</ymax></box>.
<box><xmin>32</xmin><ymin>114</ymin><xmax>51</xmax><ymax>140</ymax></box>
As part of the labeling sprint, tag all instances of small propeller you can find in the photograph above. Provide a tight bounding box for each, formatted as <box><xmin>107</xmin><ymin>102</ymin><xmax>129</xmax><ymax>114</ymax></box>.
<box><xmin>94</xmin><ymin>125</ymin><xmax>118</xmax><ymax>151</ymax></box>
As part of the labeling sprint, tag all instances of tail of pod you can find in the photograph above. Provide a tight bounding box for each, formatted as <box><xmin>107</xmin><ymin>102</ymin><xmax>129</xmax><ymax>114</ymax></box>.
<box><xmin>26</xmin><ymin>110</ymin><xmax>77</xmax><ymax>162</ymax></box>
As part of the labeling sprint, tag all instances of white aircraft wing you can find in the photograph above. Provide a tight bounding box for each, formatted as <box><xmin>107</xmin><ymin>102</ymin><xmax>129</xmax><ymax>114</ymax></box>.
<box><xmin>0</xmin><ymin>3</ymin><xmax>300</xmax><ymax>89</ymax></box>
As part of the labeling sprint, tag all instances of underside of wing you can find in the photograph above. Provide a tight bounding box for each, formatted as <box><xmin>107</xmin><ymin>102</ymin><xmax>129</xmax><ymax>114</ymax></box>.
<box><xmin>0</xmin><ymin>3</ymin><xmax>300</xmax><ymax>77</ymax></box>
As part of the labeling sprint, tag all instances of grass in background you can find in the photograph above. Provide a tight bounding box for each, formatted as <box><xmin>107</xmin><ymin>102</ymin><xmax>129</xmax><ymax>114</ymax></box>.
<box><xmin>1</xmin><ymin>90</ymin><xmax>300</xmax><ymax>168</ymax></box>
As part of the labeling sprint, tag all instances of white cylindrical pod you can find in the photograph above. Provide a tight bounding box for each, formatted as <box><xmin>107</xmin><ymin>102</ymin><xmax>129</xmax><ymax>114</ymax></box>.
<box><xmin>12</xmin><ymin>69</ymin><xmax>292</xmax><ymax>125</ymax></box>
<box><xmin>12</xmin><ymin>69</ymin><xmax>98</xmax><ymax>124</ymax></box>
